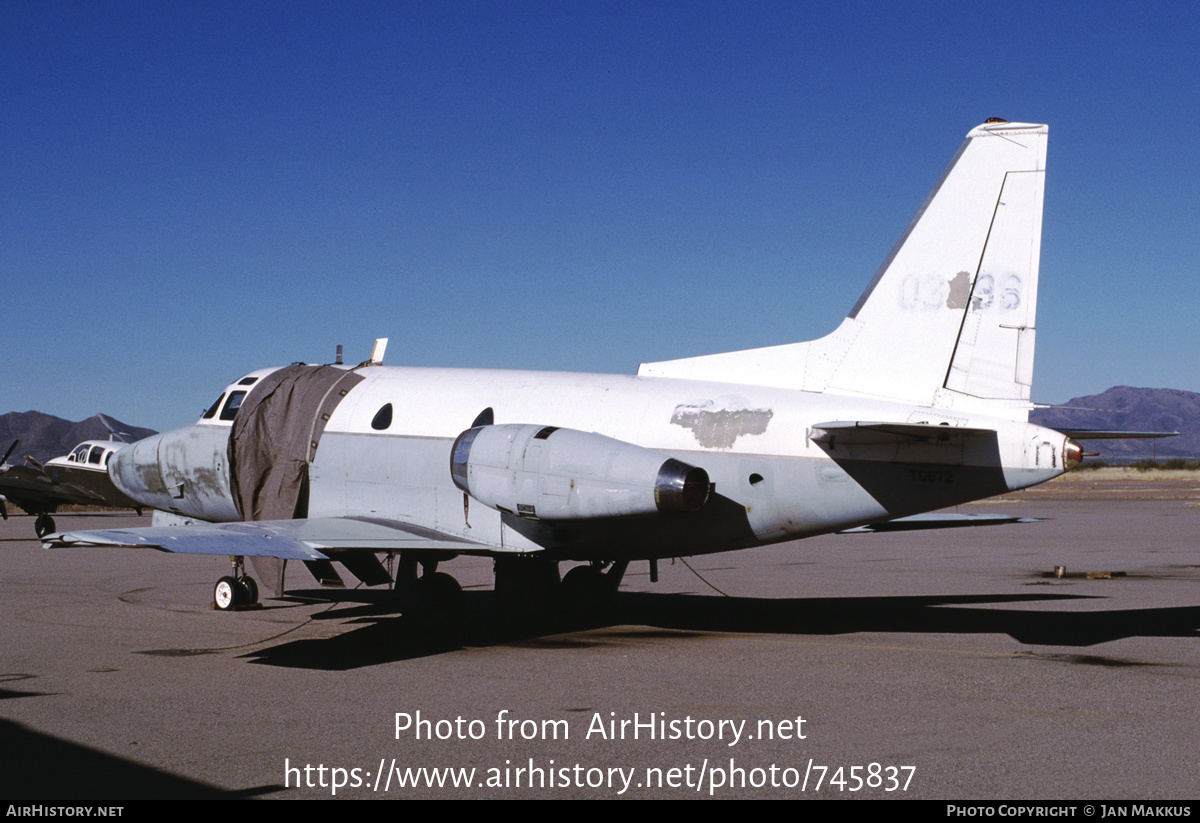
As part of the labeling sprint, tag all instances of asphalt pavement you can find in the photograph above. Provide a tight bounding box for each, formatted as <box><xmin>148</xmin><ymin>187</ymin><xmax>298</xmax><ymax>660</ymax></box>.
<box><xmin>2</xmin><ymin>488</ymin><xmax>1198</xmax><ymax>799</ymax></box>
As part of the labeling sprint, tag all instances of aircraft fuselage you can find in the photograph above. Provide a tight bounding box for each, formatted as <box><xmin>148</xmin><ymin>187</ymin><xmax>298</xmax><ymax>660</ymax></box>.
<box><xmin>51</xmin><ymin>120</ymin><xmax>1071</xmax><ymax>611</ymax></box>
<box><xmin>110</xmin><ymin>364</ymin><xmax>1072</xmax><ymax>562</ymax></box>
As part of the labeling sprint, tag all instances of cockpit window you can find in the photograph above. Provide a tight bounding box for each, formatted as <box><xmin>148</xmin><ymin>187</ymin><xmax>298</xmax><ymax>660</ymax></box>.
<box><xmin>88</xmin><ymin>447</ymin><xmax>103</xmax><ymax>465</ymax></box>
<box><xmin>237</xmin><ymin>376</ymin><xmax>259</xmax><ymax>386</ymax></box>
<box><xmin>220</xmin><ymin>391</ymin><xmax>247</xmax><ymax>421</ymax></box>
<box><xmin>70</xmin><ymin>445</ymin><xmax>89</xmax><ymax>462</ymax></box>
<box><xmin>203</xmin><ymin>393</ymin><xmax>226</xmax><ymax>419</ymax></box>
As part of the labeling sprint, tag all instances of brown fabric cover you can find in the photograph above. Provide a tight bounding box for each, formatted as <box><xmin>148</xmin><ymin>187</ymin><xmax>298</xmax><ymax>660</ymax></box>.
<box><xmin>227</xmin><ymin>364</ymin><xmax>364</xmax><ymax>521</ymax></box>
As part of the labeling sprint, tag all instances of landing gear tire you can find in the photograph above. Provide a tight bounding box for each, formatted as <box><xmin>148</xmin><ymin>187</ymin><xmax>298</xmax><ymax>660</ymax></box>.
<box><xmin>416</xmin><ymin>572</ymin><xmax>464</xmax><ymax>624</ymax></box>
<box><xmin>34</xmin><ymin>514</ymin><xmax>55</xmax><ymax>538</ymax></box>
<box><xmin>395</xmin><ymin>571</ymin><xmax>465</xmax><ymax>631</ymax></box>
<box><xmin>560</xmin><ymin>564</ymin><xmax>617</xmax><ymax>620</ymax></box>
<box><xmin>419</xmin><ymin>571</ymin><xmax>463</xmax><ymax>602</ymax></box>
<box><xmin>561</xmin><ymin>564</ymin><xmax>604</xmax><ymax>589</ymax></box>
<box><xmin>214</xmin><ymin>575</ymin><xmax>258</xmax><ymax>610</ymax></box>
<box><xmin>237</xmin><ymin>575</ymin><xmax>259</xmax><ymax>606</ymax></box>
<box><xmin>494</xmin><ymin>557</ymin><xmax>561</xmax><ymax>624</ymax></box>
<box><xmin>214</xmin><ymin>576</ymin><xmax>239</xmax><ymax>611</ymax></box>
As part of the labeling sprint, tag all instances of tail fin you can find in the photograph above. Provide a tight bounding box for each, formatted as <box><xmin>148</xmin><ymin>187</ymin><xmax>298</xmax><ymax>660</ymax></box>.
<box><xmin>639</xmin><ymin>120</ymin><xmax>1048</xmax><ymax>415</ymax></box>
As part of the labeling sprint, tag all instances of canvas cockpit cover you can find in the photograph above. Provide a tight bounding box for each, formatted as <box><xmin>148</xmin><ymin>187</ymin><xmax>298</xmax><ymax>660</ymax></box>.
<box><xmin>228</xmin><ymin>364</ymin><xmax>364</xmax><ymax>521</ymax></box>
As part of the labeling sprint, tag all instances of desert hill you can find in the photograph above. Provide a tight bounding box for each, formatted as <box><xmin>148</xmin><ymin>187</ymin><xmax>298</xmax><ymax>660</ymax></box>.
<box><xmin>1031</xmin><ymin>386</ymin><xmax>1197</xmax><ymax>459</ymax></box>
<box><xmin>0</xmin><ymin>412</ymin><xmax>157</xmax><ymax>463</ymax></box>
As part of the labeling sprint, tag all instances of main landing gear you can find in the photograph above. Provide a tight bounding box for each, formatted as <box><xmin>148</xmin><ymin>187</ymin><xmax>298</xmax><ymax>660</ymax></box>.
<box><xmin>559</xmin><ymin>560</ymin><xmax>628</xmax><ymax>618</ymax></box>
<box><xmin>213</xmin><ymin>555</ymin><xmax>259</xmax><ymax>611</ymax></box>
<box><xmin>34</xmin><ymin>514</ymin><xmax>56</xmax><ymax>538</ymax></box>
<box><xmin>392</xmin><ymin>554</ymin><xmax>464</xmax><ymax>625</ymax></box>
<box><xmin>391</xmin><ymin>553</ymin><xmax>629</xmax><ymax>625</ymax></box>
<box><xmin>493</xmin><ymin>557</ymin><xmax>629</xmax><ymax>622</ymax></box>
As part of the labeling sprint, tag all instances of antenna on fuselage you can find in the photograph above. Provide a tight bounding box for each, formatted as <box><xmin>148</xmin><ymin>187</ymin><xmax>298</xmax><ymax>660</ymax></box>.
<box><xmin>336</xmin><ymin>345</ymin><xmax>343</xmax><ymax>365</ymax></box>
<box><xmin>369</xmin><ymin>338</ymin><xmax>388</xmax><ymax>365</ymax></box>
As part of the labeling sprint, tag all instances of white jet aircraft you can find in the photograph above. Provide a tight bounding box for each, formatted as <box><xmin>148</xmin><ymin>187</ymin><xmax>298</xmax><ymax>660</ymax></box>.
<box><xmin>46</xmin><ymin>119</ymin><xmax>1084</xmax><ymax>616</ymax></box>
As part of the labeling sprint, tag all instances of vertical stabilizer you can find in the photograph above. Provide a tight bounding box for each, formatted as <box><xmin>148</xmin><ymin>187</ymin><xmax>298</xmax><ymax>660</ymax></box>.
<box><xmin>639</xmin><ymin>120</ymin><xmax>1048</xmax><ymax>415</ymax></box>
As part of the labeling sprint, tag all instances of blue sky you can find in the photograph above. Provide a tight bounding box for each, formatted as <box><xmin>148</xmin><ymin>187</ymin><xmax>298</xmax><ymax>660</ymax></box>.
<box><xmin>4</xmin><ymin>1</ymin><xmax>1198</xmax><ymax>433</ymax></box>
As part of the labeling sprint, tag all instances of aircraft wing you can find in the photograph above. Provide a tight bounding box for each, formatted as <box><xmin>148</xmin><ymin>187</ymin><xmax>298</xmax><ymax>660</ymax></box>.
<box><xmin>0</xmin><ymin>468</ymin><xmax>113</xmax><ymax>506</ymax></box>
<box><xmin>42</xmin><ymin>516</ymin><xmax>494</xmax><ymax>561</ymax></box>
<box><xmin>0</xmin><ymin>465</ymin><xmax>72</xmax><ymax>508</ymax></box>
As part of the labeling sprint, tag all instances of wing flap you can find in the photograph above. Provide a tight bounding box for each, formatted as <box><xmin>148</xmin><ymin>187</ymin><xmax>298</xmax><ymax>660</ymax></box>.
<box><xmin>333</xmin><ymin>551</ymin><xmax>395</xmax><ymax>587</ymax></box>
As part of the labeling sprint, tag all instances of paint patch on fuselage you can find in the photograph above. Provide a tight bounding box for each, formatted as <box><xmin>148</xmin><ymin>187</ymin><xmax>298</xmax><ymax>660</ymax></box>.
<box><xmin>945</xmin><ymin>270</ymin><xmax>971</xmax><ymax>309</ymax></box>
<box><xmin>670</xmin><ymin>397</ymin><xmax>774</xmax><ymax>448</ymax></box>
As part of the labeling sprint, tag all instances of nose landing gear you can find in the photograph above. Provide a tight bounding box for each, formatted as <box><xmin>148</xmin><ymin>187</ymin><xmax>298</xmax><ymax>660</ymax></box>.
<box><xmin>213</xmin><ymin>555</ymin><xmax>259</xmax><ymax>611</ymax></box>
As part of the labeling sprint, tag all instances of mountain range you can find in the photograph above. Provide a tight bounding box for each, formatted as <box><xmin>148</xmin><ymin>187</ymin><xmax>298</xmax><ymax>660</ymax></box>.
<box><xmin>1030</xmin><ymin>386</ymin><xmax>1197</xmax><ymax>459</ymax></box>
<box><xmin>0</xmin><ymin>412</ymin><xmax>157</xmax><ymax>463</ymax></box>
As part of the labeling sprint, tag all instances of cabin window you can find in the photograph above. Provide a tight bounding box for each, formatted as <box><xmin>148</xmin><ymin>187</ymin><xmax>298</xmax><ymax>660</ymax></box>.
<box><xmin>371</xmin><ymin>403</ymin><xmax>393</xmax><ymax>431</ymax></box>
<box><xmin>220</xmin><ymin>391</ymin><xmax>246</xmax><ymax>421</ymax></box>
<box><xmin>203</xmin><ymin>393</ymin><xmax>225</xmax><ymax>419</ymax></box>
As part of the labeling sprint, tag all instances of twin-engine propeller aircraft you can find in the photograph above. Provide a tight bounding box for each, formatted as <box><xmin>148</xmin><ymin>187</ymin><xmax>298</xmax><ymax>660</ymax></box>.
<box><xmin>46</xmin><ymin>119</ymin><xmax>1085</xmax><ymax>616</ymax></box>
<box><xmin>1</xmin><ymin>439</ymin><xmax>143</xmax><ymax>537</ymax></box>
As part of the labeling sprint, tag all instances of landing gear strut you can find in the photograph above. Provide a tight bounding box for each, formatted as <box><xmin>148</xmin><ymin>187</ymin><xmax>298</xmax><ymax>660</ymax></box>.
<box><xmin>214</xmin><ymin>555</ymin><xmax>259</xmax><ymax>611</ymax></box>
<box><xmin>34</xmin><ymin>514</ymin><xmax>56</xmax><ymax>538</ymax></box>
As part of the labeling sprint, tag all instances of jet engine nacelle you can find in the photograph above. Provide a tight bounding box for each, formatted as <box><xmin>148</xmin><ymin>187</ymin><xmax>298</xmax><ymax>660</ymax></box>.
<box><xmin>450</xmin><ymin>424</ymin><xmax>709</xmax><ymax>520</ymax></box>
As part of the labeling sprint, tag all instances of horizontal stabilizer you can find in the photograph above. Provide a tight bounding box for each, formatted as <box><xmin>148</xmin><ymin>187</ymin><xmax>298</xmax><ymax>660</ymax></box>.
<box><xmin>1050</xmin><ymin>429</ymin><xmax>1179</xmax><ymax>440</ymax></box>
<box><xmin>43</xmin><ymin>516</ymin><xmax>491</xmax><ymax>559</ymax></box>
<box><xmin>839</xmin><ymin>512</ymin><xmax>1038</xmax><ymax>533</ymax></box>
<box><xmin>811</xmin><ymin>420</ymin><xmax>996</xmax><ymax>445</ymax></box>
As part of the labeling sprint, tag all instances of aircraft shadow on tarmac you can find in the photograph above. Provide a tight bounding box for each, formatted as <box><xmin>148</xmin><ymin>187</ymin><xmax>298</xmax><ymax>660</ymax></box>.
<box><xmin>0</xmin><ymin>718</ymin><xmax>276</xmax><ymax>799</ymax></box>
<box><xmin>235</xmin><ymin>589</ymin><xmax>1200</xmax><ymax>671</ymax></box>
